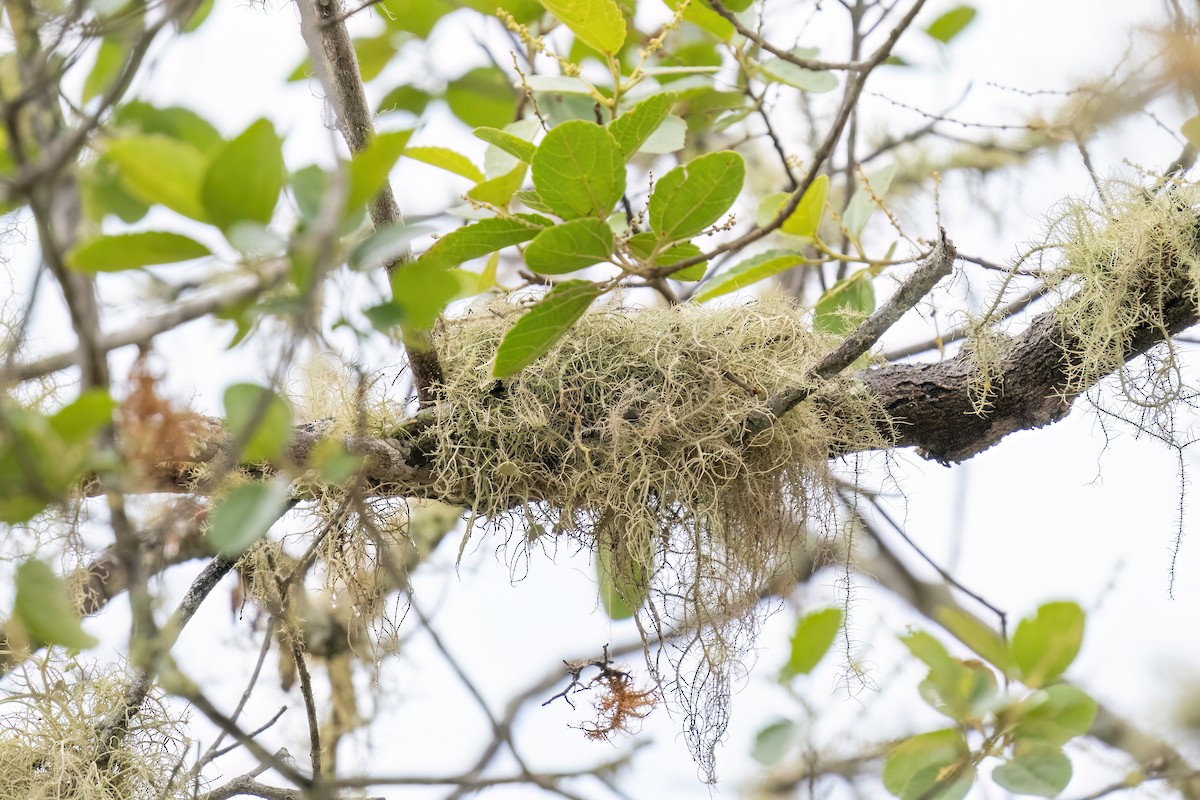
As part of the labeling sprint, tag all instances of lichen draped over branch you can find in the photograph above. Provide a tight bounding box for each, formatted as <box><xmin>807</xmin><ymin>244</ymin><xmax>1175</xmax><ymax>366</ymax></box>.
<box><xmin>427</xmin><ymin>298</ymin><xmax>892</xmax><ymax>778</ymax></box>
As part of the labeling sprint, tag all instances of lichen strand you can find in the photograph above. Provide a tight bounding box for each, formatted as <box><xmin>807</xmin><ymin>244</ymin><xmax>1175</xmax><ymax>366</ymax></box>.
<box><xmin>430</xmin><ymin>298</ymin><xmax>891</xmax><ymax>778</ymax></box>
<box><xmin>1047</xmin><ymin>179</ymin><xmax>1200</xmax><ymax>402</ymax></box>
<box><xmin>0</xmin><ymin>656</ymin><xmax>190</xmax><ymax>800</ymax></box>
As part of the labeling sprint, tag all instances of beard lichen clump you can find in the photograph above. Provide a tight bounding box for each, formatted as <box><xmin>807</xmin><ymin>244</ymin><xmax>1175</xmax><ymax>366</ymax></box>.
<box><xmin>1045</xmin><ymin>178</ymin><xmax>1200</xmax><ymax>400</ymax></box>
<box><xmin>0</xmin><ymin>656</ymin><xmax>190</xmax><ymax>800</ymax></box>
<box><xmin>430</xmin><ymin>296</ymin><xmax>891</xmax><ymax>778</ymax></box>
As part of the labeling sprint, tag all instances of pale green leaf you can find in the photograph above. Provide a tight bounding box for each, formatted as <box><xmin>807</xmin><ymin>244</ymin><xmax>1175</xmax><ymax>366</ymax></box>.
<box><xmin>349</xmin><ymin>223</ymin><xmax>432</xmax><ymax>271</ymax></box>
<box><xmin>843</xmin><ymin>164</ymin><xmax>897</xmax><ymax>238</ymax></box>
<box><xmin>223</xmin><ymin>383</ymin><xmax>294</xmax><ymax>464</ymax></box>
<box><xmin>523</xmin><ymin>74</ymin><xmax>598</xmax><ymax>95</ymax></box>
<box><xmin>390</xmin><ymin>260</ymin><xmax>459</xmax><ymax>329</ymax></box>
<box><xmin>83</xmin><ymin>37</ymin><xmax>128</xmax><ymax>104</ymax></box>
<box><xmin>207</xmin><ymin>480</ymin><xmax>291</xmax><ymax>556</ymax></box>
<box><xmin>814</xmin><ymin>270</ymin><xmax>875</xmax><ymax>336</ymax></box>
<box><xmin>1182</xmin><ymin>115</ymin><xmax>1200</xmax><ymax>149</ymax></box>
<box><xmin>107</xmin><ymin>134</ymin><xmax>209</xmax><ymax>221</ymax></box>
<box><xmin>649</xmin><ymin>150</ymin><xmax>744</xmax><ymax>241</ymax></box>
<box><xmin>404</xmin><ymin>146</ymin><xmax>485</xmax><ymax>182</ymax></box>
<box><xmin>524</xmin><ymin>217</ymin><xmax>613</xmax><ymax>274</ymax></box>
<box><xmin>882</xmin><ymin>729</ymin><xmax>969</xmax><ymax>798</ymax></box>
<box><xmin>346</xmin><ymin>129</ymin><xmax>415</xmax><ymax>213</ymax></box>
<box><xmin>492</xmin><ymin>280</ymin><xmax>602</xmax><ymax>376</ymax></box>
<box><xmin>638</xmin><ymin>114</ymin><xmax>687</xmax><ymax>154</ymax></box>
<box><xmin>1012</xmin><ymin>601</ymin><xmax>1085</xmax><ymax>688</ymax></box>
<box><xmin>609</xmin><ymin>93</ymin><xmax>676</xmax><ymax>159</ymax></box>
<box><xmin>692</xmin><ymin>249</ymin><xmax>805</xmax><ymax>303</ymax></box>
<box><xmin>597</xmin><ymin>525</ymin><xmax>652</xmax><ymax>619</ymax></box>
<box><xmin>113</xmin><ymin>102</ymin><xmax>224</xmax><ymax>155</ymax></box>
<box><xmin>67</xmin><ymin>231</ymin><xmax>210</xmax><ymax>272</ymax></box>
<box><xmin>446</xmin><ymin>66</ymin><xmax>519</xmax><ymax>128</ymax></box>
<box><xmin>203</xmin><ymin>118</ymin><xmax>285</xmax><ymax>231</ymax></box>
<box><xmin>752</xmin><ymin>720</ymin><xmax>798</xmax><ymax>766</ymax></box>
<box><xmin>14</xmin><ymin>560</ymin><xmax>98</xmax><ymax>650</ymax></box>
<box><xmin>539</xmin><ymin>0</ymin><xmax>626</xmax><ymax>55</ymax></box>
<box><xmin>992</xmin><ymin>747</ymin><xmax>1071</xmax><ymax>797</ymax></box>
<box><xmin>759</xmin><ymin>58</ymin><xmax>838</xmax><ymax>93</ymax></box>
<box><xmin>467</xmin><ymin>163</ymin><xmax>527</xmax><ymax>206</ymax></box>
<box><xmin>926</xmin><ymin>5</ymin><xmax>977</xmax><ymax>43</ymax></box>
<box><xmin>781</xmin><ymin>607</ymin><xmax>842</xmax><ymax>678</ymax></box>
<box><xmin>474</xmin><ymin>127</ymin><xmax>537</xmax><ymax>164</ymax></box>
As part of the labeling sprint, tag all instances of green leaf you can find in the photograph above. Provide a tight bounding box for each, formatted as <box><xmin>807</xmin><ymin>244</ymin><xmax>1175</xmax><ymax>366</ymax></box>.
<box><xmin>202</xmin><ymin>119</ymin><xmax>285</xmax><ymax>231</ymax></box>
<box><xmin>180</xmin><ymin>0</ymin><xmax>213</xmax><ymax>32</ymax></box>
<box><xmin>934</xmin><ymin>605</ymin><xmax>1011</xmax><ymax>673</ymax></box>
<box><xmin>758</xmin><ymin>58</ymin><xmax>838</xmax><ymax>93</ymax></box>
<box><xmin>926</xmin><ymin>5</ymin><xmax>977</xmax><ymax>43</ymax></box>
<box><xmin>664</xmin><ymin>0</ymin><xmax>731</xmax><ymax>40</ymax></box>
<box><xmin>539</xmin><ymin>0</ymin><xmax>626</xmax><ymax>55</ymax></box>
<box><xmin>531</xmin><ymin>121</ymin><xmax>627</xmax><ymax>220</ymax></box>
<box><xmin>992</xmin><ymin>746</ymin><xmax>1071</xmax><ymax>797</ymax></box>
<box><xmin>901</xmin><ymin>764</ymin><xmax>975</xmax><ymax>800</ymax></box>
<box><xmin>882</xmin><ymin>729</ymin><xmax>969</xmax><ymax>798</ymax></box>
<box><xmin>523</xmin><ymin>74</ymin><xmax>598</xmax><ymax>95</ymax></box>
<box><xmin>784</xmin><ymin>174</ymin><xmax>829</xmax><ymax>237</ymax></box>
<box><xmin>207</xmin><ymin>480</ymin><xmax>291</xmax><ymax>556</ymax></box>
<box><xmin>81</xmin><ymin>156</ymin><xmax>150</xmax><ymax>224</ymax></box>
<box><xmin>223</xmin><ymin>383</ymin><xmax>294</xmax><ymax>464</ymax></box>
<box><xmin>639</xmin><ymin>114</ymin><xmax>687</xmax><ymax>154</ymax></box>
<box><xmin>627</xmin><ymin>233</ymin><xmax>706</xmax><ymax>279</ymax></box>
<box><xmin>346</xmin><ymin>129</ymin><xmax>415</xmax><ymax>213</ymax></box>
<box><xmin>597</xmin><ymin>524</ymin><xmax>652</xmax><ymax>619</ymax></box>
<box><xmin>474</xmin><ymin>127</ymin><xmax>537</xmax><ymax>164</ymax></box>
<box><xmin>692</xmin><ymin>249</ymin><xmax>805</xmax><ymax>303</ymax></box>
<box><xmin>390</xmin><ymin>260</ymin><xmax>459</xmax><ymax>329</ymax></box>
<box><xmin>349</xmin><ymin>223</ymin><xmax>431</xmax><ymax>271</ymax></box>
<box><xmin>83</xmin><ymin>37</ymin><xmax>128</xmax><ymax>104</ymax></box>
<box><xmin>107</xmin><ymin>134</ymin><xmax>210</xmax><ymax>221</ymax></box>
<box><xmin>113</xmin><ymin>101</ymin><xmax>224</xmax><ymax>155</ymax></box>
<box><xmin>782</xmin><ymin>607</ymin><xmax>841</xmax><ymax>678</ymax></box>
<box><xmin>609</xmin><ymin>93</ymin><xmax>676</xmax><ymax>159</ymax></box>
<box><xmin>842</xmin><ymin>164</ymin><xmax>897</xmax><ymax>239</ymax></box>
<box><xmin>752</xmin><ymin>719</ymin><xmax>798</xmax><ymax>765</ymax></box>
<box><xmin>379</xmin><ymin>84</ymin><xmax>433</xmax><ymax>116</ymax></box>
<box><xmin>419</xmin><ymin>215</ymin><xmax>548</xmax><ymax>268</ymax></box>
<box><xmin>467</xmin><ymin>163</ymin><xmax>528</xmax><ymax>206</ymax></box>
<box><xmin>14</xmin><ymin>559</ymin><xmax>98</xmax><ymax>650</ymax></box>
<box><xmin>524</xmin><ymin>218</ymin><xmax>613</xmax><ymax>274</ymax></box>
<box><xmin>310</xmin><ymin>438</ymin><xmax>365</xmax><ymax>485</ymax></box>
<box><xmin>404</xmin><ymin>146</ymin><xmax>485</xmax><ymax>182</ymax></box>
<box><xmin>1182</xmin><ymin>115</ymin><xmax>1200</xmax><ymax>149</ymax></box>
<box><xmin>649</xmin><ymin>150</ymin><xmax>744</xmax><ymax>240</ymax></box>
<box><xmin>515</xmin><ymin>189</ymin><xmax>556</xmax><ymax>214</ymax></box>
<box><xmin>67</xmin><ymin>232</ymin><xmax>210</xmax><ymax>272</ymax></box>
<box><xmin>446</xmin><ymin>66</ymin><xmax>519</xmax><ymax>129</ymax></box>
<box><xmin>49</xmin><ymin>390</ymin><xmax>117</xmax><ymax>441</ymax></box>
<box><xmin>492</xmin><ymin>280</ymin><xmax>602</xmax><ymax>376</ymax></box>
<box><xmin>379</xmin><ymin>0</ymin><xmax>454</xmax><ymax>37</ymax></box>
<box><xmin>814</xmin><ymin>270</ymin><xmax>875</xmax><ymax>336</ymax></box>
<box><xmin>1012</xmin><ymin>601</ymin><xmax>1085</xmax><ymax>688</ymax></box>
<box><xmin>1011</xmin><ymin>685</ymin><xmax>1098</xmax><ymax>745</ymax></box>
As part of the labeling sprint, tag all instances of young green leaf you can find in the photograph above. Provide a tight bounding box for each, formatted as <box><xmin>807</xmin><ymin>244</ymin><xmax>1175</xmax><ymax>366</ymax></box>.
<box><xmin>626</xmin><ymin>233</ymin><xmax>707</xmax><ymax>279</ymax></box>
<box><xmin>346</xmin><ymin>129</ymin><xmax>415</xmax><ymax>213</ymax></box>
<box><xmin>349</xmin><ymin>223</ymin><xmax>431</xmax><ymax>271</ymax></box>
<box><xmin>113</xmin><ymin>102</ymin><xmax>224</xmax><ymax>155</ymax></box>
<box><xmin>403</xmin><ymin>146</ymin><xmax>485</xmax><ymax>182</ymax></box>
<box><xmin>842</xmin><ymin>164</ymin><xmax>897</xmax><ymax>239</ymax></box>
<box><xmin>692</xmin><ymin>249</ymin><xmax>806</xmax><ymax>303</ymax></box>
<box><xmin>531</xmin><ymin>121</ymin><xmax>626</xmax><ymax>220</ymax></box>
<box><xmin>1182</xmin><ymin>115</ymin><xmax>1200</xmax><ymax>149</ymax></box>
<box><xmin>784</xmin><ymin>174</ymin><xmax>829</xmax><ymax>237</ymax></box>
<box><xmin>223</xmin><ymin>383</ymin><xmax>294</xmax><ymax>464</ymax></box>
<box><xmin>781</xmin><ymin>607</ymin><xmax>841</xmax><ymax>678</ymax></box>
<box><xmin>419</xmin><ymin>216</ymin><xmax>548</xmax><ymax>268</ymax></box>
<box><xmin>378</xmin><ymin>84</ymin><xmax>433</xmax><ymax>116</ymax></box>
<box><xmin>649</xmin><ymin>151</ymin><xmax>744</xmax><ymax>241</ymax></box>
<box><xmin>524</xmin><ymin>218</ymin><xmax>613</xmax><ymax>274</ymax></box>
<box><xmin>202</xmin><ymin>119</ymin><xmax>285</xmax><ymax>231</ymax></box>
<box><xmin>758</xmin><ymin>58</ymin><xmax>838</xmax><ymax>93</ymax></box>
<box><xmin>597</xmin><ymin>525</ymin><xmax>652</xmax><ymax>620</ymax></box>
<box><xmin>752</xmin><ymin>719</ymin><xmax>799</xmax><ymax>766</ymax></box>
<box><xmin>1011</xmin><ymin>684</ymin><xmax>1097</xmax><ymax>745</ymax></box>
<box><xmin>663</xmin><ymin>0</ymin><xmax>732</xmax><ymax>40</ymax></box>
<box><xmin>538</xmin><ymin>0</ymin><xmax>626</xmax><ymax>55</ymax></box>
<box><xmin>609</xmin><ymin>93</ymin><xmax>676</xmax><ymax>159</ymax></box>
<box><xmin>1012</xmin><ymin>601</ymin><xmax>1085</xmax><ymax>688</ymax></box>
<box><xmin>814</xmin><ymin>270</ymin><xmax>875</xmax><ymax>336</ymax></box>
<box><xmin>474</xmin><ymin>127</ymin><xmax>537</xmax><ymax>164</ymax></box>
<box><xmin>467</xmin><ymin>163</ymin><xmax>527</xmax><ymax>206</ymax></box>
<box><xmin>926</xmin><ymin>5</ymin><xmax>977</xmax><ymax>43</ymax></box>
<box><xmin>67</xmin><ymin>231</ymin><xmax>210</xmax><ymax>272</ymax></box>
<box><xmin>882</xmin><ymin>728</ymin><xmax>970</xmax><ymax>799</ymax></box>
<box><xmin>991</xmin><ymin>746</ymin><xmax>1071</xmax><ymax>797</ymax></box>
<box><xmin>107</xmin><ymin>134</ymin><xmax>210</xmax><ymax>221</ymax></box>
<box><xmin>492</xmin><ymin>280</ymin><xmax>602</xmax><ymax>377</ymax></box>
<box><xmin>83</xmin><ymin>37</ymin><xmax>128</xmax><ymax>104</ymax></box>
<box><xmin>933</xmin><ymin>605</ymin><xmax>1012</xmax><ymax>674</ymax></box>
<box><xmin>207</xmin><ymin>479</ymin><xmax>291</xmax><ymax>556</ymax></box>
<box><xmin>49</xmin><ymin>390</ymin><xmax>117</xmax><ymax>441</ymax></box>
<box><xmin>446</xmin><ymin>66</ymin><xmax>518</xmax><ymax>128</ymax></box>
<box><xmin>14</xmin><ymin>559</ymin><xmax>98</xmax><ymax>650</ymax></box>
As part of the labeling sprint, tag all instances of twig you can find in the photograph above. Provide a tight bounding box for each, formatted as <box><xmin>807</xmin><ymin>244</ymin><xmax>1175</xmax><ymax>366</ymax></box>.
<box><xmin>296</xmin><ymin>0</ymin><xmax>443</xmax><ymax>406</ymax></box>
